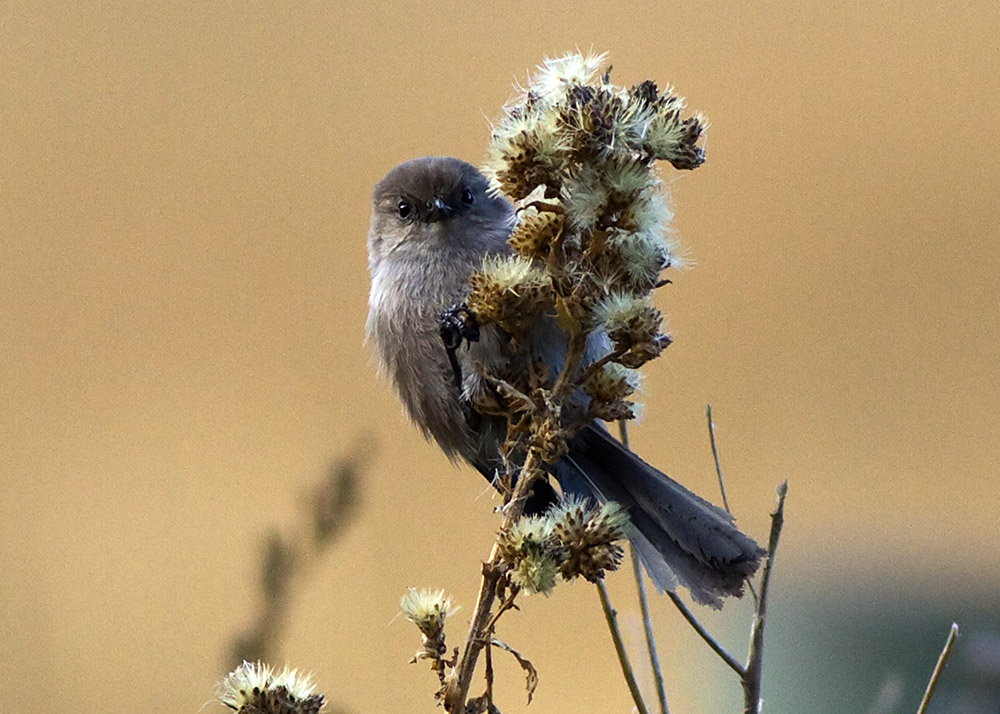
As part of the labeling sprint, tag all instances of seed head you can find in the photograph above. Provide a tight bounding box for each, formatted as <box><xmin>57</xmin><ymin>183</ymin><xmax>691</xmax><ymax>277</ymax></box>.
<box><xmin>592</xmin><ymin>292</ymin><xmax>672</xmax><ymax>368</ymax></box>
<box><xmin>531</xmin><ymin>51</ymin><xmax>608</xmax><ymax>104</ymax></box>
<box><xmin>486</xmin><ymin>110</ymin><xmax>568</xmax><ymax>200</ymax></box>
<box><xmin>498</xmin><ymin>515</ymin><xmax>559</xmax><ymax>595</ymax></box>
<box><xmin>466</xmin><ymin>255</ymin><xmax>553</xmax><ymax>328</ymax></box>
<box><xmin>548</xmin><ymin>496</ymin><xmax>629</xmax><ymax>582</ymax></box>
<box><xmin>508</xmin><ymin>207</ymin><xmax>564</xmax><ymax>260</ymax></box>
<box><xmin>217</xmin><ymin>661</ymin><xmax>324</xmax><ymax>714</ymax></box>
<box><xmin>400</xmin><ymin>588</ymin><xmax>458</xmax><ymax>642</ymax></box>
<box><xmin>594</xmin><ymin>294</ymin><xmax>662</xmax><ymax>342</ymax></box>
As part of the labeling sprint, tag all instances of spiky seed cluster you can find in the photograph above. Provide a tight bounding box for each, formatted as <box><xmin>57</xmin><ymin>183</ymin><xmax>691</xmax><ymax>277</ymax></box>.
<box><xmin>507</xmin><ymin>208</ymin><xmax>564</xmax><ymax>259</ymax></box>
<box><xmin>593</xmin><ymin>293</ymin><xmax>671</xmax><ymax>368</ymax></box>
<box><xmin>548</xmin><ymin>496</ymin><xmax>629</xmax><ymax>583</ymax></box>
<box><xmin>583</xmin><ymin>362</ymin><xmax>640</xmax><ymax>422</ymax></box>
<box><xmin>486</xmin><ymin>51</ymin><xmax>705</xmax><ymax>211</ymax></box>
<box><xmin>497</xmin><ymin>516</ymin><xmax>559</xmax><ymax>595</ymax></box>
<box><xmin>400</xmin><ymin>588</ymin><xmax>459</xmax><ymax>661</ymax></box>
<box><xmin>217</xmin><ymin>661</ymin><xmax>324</xmax><ymax>714</ymax></box>
<box><xmin>466</xmin><ymin>255</ymin><xmax>553</xmax><ymax>328</ymax></box>
<box><xmin>488</xmin><ymin>111</ymin><xmax>567</xmax><ymax>200</ymax></box>
<box><xmin>471</xmin><ymin>52</ymin><xmax>700</xmax><ymax>434</ymax></box>
<box><xmin>498</xmin><ymin>496</ymin><xmax>631</xmax><ymax>592</ymax></box>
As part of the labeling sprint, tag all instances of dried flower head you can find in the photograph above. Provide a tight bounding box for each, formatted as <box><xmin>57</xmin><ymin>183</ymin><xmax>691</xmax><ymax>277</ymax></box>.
<box><xmin>531</xmin><ymin>51</ymin><xmax>608</xmax><ymax>104</ymax></box>
<box><xmin>528</xmin><ymin>410</ymin><xmax>570</xmax><ymax>463</ymax></box>
<box><xmin>582</xmin><ymin>364</ymin><xmax>640</xmax><ymax>422</ymax></box>
<box><xmin>400</xmin><ymin>587</ymin><xmax>459</xmax><ymax>645</ymax></box>
<box><xmin>548</xmin><ymin>496</ymin><xmax>629</xmax><ymax>582</ymax></box>
<box><xmin>480</xmin><ymin>53</ymin><xmax>704</xmax><ymax>371</ymax></box>
<box><xmin>590</xmin><ymin>292</ymin><xmax>671</xmax><ymax>367</ymax></box>
<box><xmin>217</xmin><ymin>661</ymin><xmax>324</xmax><ymax>714</ymax></box>
<box><xmin>593</xmin><ymin>293</ymin><xmax>663</xmax><ymax>343</ymax></box>
<box><xmin>582</xmin><ymin>362</ymin><xmax>641</xmax><ymax>421</ymax></box>
<box><xmin>498</xmin><ymin>515</ymin><xmax>559</xmax><ymax>595</ymax></box>
<box><xmin>466</xmin><ymin>255</ymin><xmax>553</xmax><ymax>328</ymax></box>
<box><xmin>508</xmin><ymin>207</ymin><xmax>564</xmax><ymax>260</ymax></box>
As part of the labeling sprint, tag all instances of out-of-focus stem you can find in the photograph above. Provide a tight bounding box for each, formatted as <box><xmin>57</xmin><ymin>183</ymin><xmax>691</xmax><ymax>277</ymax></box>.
<box><xmin>915</xmin><ymin>623</ymin><xmax>959</xmax><ymax>714</ymax></box>
<box><xmin>597</xmin><ymin>579</ymin><xmax>651</xmax><ymax>714</ymax></box>
<box><xmin>619</xmin><ymin>420</ymin><xmax>669</xmax><ymax>714</ymax></box>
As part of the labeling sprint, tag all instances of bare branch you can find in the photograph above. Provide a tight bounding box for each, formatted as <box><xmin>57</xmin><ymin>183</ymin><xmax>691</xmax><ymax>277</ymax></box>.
<box><xmin>666</xmin><ymin>590</ymin><xmax>746</xmax><ymax>677</ymax></box>
<box><xmin>742</xmin><ymin>480</ymin><xmax>788</xmax><ymax>713</ymax></box>
<box><xmin>596</xmin><ymin>579</ymin><xmax>651</xmax><ymax>714</ymax></box>
<box><xmin>619</xmin><ymin>420</ymin><xmax>670</xmax><ymax>714</ymax></box>
<box><xmin>705</xmin><ymin>404</ymin><xmax>732</xmax><ymax>514</ymax></box>
<box><xmin>916</xmin><ymin>623</ymin><xmax>959</xmax><ymax>714</ymax></box>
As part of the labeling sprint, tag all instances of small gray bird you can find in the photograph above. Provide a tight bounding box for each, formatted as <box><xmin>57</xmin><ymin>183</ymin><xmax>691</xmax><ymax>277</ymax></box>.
<box><xmin>366</xmin><ymin>156</ymin><xmax>763</xmax><ymax>607</ymax></box>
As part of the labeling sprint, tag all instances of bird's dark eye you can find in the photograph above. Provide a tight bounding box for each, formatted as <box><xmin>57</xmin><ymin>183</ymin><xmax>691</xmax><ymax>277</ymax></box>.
<box><xmin>461</xmin><ymin>187</ymin><xmax>475</xmax><ymax>205</ymax></box>
<box><xmin>397</xmin><ymin>200</ymin><xmax>412</xmax><ymax>219</ymax></box>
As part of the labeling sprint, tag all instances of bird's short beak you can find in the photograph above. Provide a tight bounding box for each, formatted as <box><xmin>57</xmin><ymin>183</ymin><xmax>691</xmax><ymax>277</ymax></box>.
<box><xmin>426</xmin><ymin>196</ymin><xmax>455</xmax><ymax>222</ymax></box>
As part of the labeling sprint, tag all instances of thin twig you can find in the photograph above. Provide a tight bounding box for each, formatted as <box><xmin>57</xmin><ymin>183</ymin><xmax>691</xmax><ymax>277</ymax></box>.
<box><xmin>483</xmin><ymin>586</ymin><xmax>521</xmax><ymax>634</ymax></box>
<box><xmin>484</xmin><ymin>627</ymin><xmax>495</xmax><ymax>708</ymax></box>
<box><xmin>629</xmin><ymin>548</ymin><xmax>670</xmax><ymax>713</ymax></box>
<box><xmin>705</xmin><ymin>404</ymin><xmax>731</xmax><ymax>513</ymax></box>
<box><xmin>666</xmin><ymin>590</ymin><xmax>746</xmax><ymax>676</ymax></box>
<box><xmin>742</xmin><ymin>480</ymin><xmax>788</xmax><ymax>714</ymax></box>
<box><xmin>596</xmin><ymin>579</ymin><xmax>651</xmax><ymax>714</ymax></box>
<box><xmin>618</xmin><ymin>421</ymin><xmax>669</xmax><ymax>714</ymax></box>
<box><xmin>705</xmin><ymin>405</ymin><xmax>758</xmax><ymax>603</ymax></box>
<box><xmin>915</xmin><ymin>623</ymin><xmax>959</xmax><ymax>714</ymax></box>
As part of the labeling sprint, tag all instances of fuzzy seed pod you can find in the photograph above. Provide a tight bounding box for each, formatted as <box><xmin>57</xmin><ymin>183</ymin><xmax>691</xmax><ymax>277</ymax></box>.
<box><xmin>529</xmin><ymin>415</ymin><xmax>569</xmax><ymax>463</ymax></box>
<box><xmin>582</xmin><ymin>362</ymin><xmax>640</xmax><ymax>403</ymax></box>
<box><xmin>508</xmin><ymin>208</ymin><xmax>564</xmax><ymax>260</ymax></box>
<box><xmin>466</xmin><ymin>255</ymin><xmax>553</xmax><ymax>328</ymax></box>
<box><xmin>498</xmin><ymin>516</ymin><xmax>559</xmax><ymax>595</ymax></box>
<box><xmin>593</xmin><ymin>294</ymin><xmax>663</xmax><ymax>346</ymax></box>
<box><xmin>548</xmin><ymin>496</ymin><xmax>629</xmax><ymax>583</ymax></box>
<box><xmin>218</xmin><ymin>661</ymin><xmax>325</xmax><ymax>714</ymax></box>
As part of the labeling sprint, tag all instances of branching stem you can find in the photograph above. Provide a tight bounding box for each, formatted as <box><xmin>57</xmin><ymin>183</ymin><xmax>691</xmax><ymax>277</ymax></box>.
<box><xmin>443</xmin><ymin>449</ymin><xmax>545</xmax><ymax>711</ymax></box>
<box><xmin>742</xmin><ymin>481</ymin><xmax>787</xmax><ymax>713</ymax></box>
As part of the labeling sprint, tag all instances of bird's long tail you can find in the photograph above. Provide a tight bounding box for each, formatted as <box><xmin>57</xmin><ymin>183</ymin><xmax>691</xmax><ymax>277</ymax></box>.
<box><xmin>554</xmin><ymin>424</ymin><xmax>764</xmax><ymax>608</ymax></box>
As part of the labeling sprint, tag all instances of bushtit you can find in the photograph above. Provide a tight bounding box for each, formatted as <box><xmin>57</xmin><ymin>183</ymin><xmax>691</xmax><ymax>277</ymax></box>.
<box><xmin>366</xmin><ymin>156</ymin><xmax>763</xmax><ymax>606</ymax></box>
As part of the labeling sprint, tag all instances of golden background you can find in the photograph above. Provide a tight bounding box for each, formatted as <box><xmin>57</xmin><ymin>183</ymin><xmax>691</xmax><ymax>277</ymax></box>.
<box><xmin>2</xmin><ymin>3</ymin><xmax>998</xmax><ymax>712</ymax></box>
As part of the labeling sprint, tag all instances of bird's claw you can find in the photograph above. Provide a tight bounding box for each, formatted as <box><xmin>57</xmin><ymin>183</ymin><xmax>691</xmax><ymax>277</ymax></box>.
<box><xmin>439</xmin><ymin>304</ymin><xmax>480</xmax><ymax>350</ymax></box>
<box><xmin>439</xmin><ymin>304</ymin><xmax>480</xmax><ymax>395</ymax></box>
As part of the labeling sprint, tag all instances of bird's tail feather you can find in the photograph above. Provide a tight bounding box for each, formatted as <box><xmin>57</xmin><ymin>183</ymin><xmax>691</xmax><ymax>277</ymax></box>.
<box><xmin>555</xmin><ymin>424</ymin><xmax>764</xmax><ymax>608</ymax></box>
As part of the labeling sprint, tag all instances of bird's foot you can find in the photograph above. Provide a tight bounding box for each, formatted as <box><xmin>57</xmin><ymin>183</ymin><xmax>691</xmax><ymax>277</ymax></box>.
<box><xmin>439</xmin><ymin>304</ymin><xmax>480</xmax><ymax>392</ymax></box>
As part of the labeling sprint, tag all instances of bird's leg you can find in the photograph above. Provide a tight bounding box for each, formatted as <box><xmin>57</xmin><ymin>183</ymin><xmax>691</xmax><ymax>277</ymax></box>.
<box><xmin>439</xmin><ymin>304</ymin><xmax>485</xmax><ymax>430</ymax></box>
<box><xmin>439</xmin><ymin>303</ymin><xmax>480</xmax><ymax>392</ymax></box>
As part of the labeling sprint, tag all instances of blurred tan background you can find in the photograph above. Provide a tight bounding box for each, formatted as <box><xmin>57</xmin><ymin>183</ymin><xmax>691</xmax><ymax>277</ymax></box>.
<box><xmin>2</xmin><ymin>2</ymin><xmax>998</xmax><ymax>713</ymax></box>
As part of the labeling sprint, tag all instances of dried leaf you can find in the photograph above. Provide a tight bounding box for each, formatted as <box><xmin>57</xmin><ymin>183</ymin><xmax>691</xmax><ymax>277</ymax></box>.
<box><xmin>490</xmin><ymin>638</ymin><xmax>539</xmax><ymax>704</ymax></box>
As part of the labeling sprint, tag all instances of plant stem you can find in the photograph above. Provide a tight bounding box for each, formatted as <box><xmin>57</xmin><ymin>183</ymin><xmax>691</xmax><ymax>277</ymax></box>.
<box><xmin>443</xmin><ymin>450</ymin><xmax>544</xmax><ymax>712</ymax></box>
<box><xmin>742</xmin><ymin>481</ymin><xmax>787</xmax><ymax>714</ymax></box>
<box><xmin>665</xmin><ymin>590</ymin><xmax>745</xmax><ymax>676</ymax></box>
<box><xmin>706</xmin><ymin>404</ymin><xmax>757</xmax><ymax>603</ymax></box>
<box><xmin>596</xmin><ymin>579</ymin><xmax>651</xmax><ymax>714</ymax></box>
<box><xmin>705</xmin><ymin>404</ymin><xmax>732</xmax><ymax>513</ymax></box>
<box><xmin>915</xmin><ymin>623</ymin><xmax>959</xmax><ymax>714</ymax></box>
<box><xmin>630</xmin><ymin>548</ymin><xmax>670</xmax><ymax>714</ymax></box>
<box><xmin>618</xmin><ymin>420</ymin><xmax>669</xmax><ymax>714</ymax></box>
